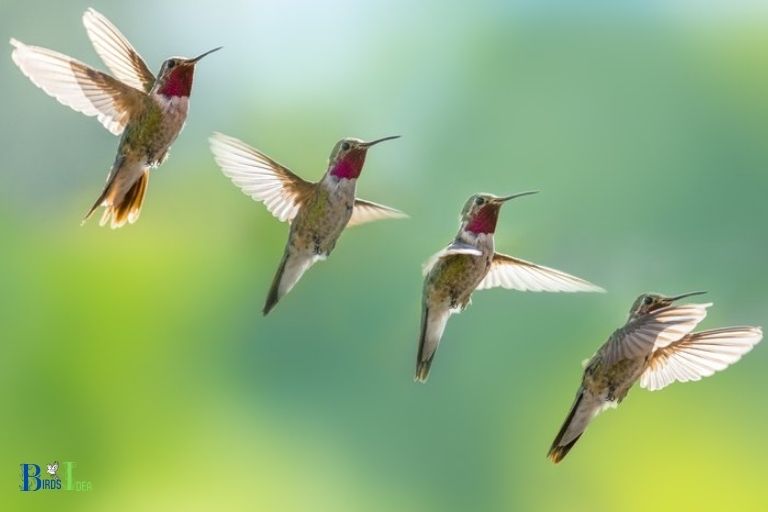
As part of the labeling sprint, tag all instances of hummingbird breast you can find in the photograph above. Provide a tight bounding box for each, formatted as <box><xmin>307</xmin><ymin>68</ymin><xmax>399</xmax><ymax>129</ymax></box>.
<box><xmin>425</xmin><ymin>247</ymin><xmax>493</xmax><ymax>313</ymax></box>
<box><xmin>288</xmin><ymin>176</ymin><xmax>356</xmax><ymax>256</ymax></box>
<box><xmin>122</xmin><ymin>94</ymin><xmax>189</xmax><ymax>167</ymax></box>
<box><xmin>584</xmin><ymin>348</ymin><xmax>648</xmax><ymax>402</ymax></box>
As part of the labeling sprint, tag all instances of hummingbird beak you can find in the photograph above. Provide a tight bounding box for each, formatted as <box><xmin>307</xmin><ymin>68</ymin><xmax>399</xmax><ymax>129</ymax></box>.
<box><xmin>495</xmin><ymin>191</ymin><xmax>540</xmax><ymax>203</ymax></box>
<box><xmin>189</xmin><ymin>46</ymin><xmax>223</xmax><ymax>64</ymax></box>
<box><xmin>360</xmin><ymin>135</ymin><xmax>401</xmax><ymax>148</ymax></box>
<box><xmin>666</xmin><ymin>291</ymin><xmax>708</xmax><ymax>302</ymax></box>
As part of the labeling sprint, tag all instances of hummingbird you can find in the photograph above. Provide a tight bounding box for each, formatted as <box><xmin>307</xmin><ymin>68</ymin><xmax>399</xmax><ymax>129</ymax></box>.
<box><xmin>209</xmin><ymin>133</ymin><xmax>407</xmax><ymax>314</ymax></box>
<box><xmin>416</xmin><ymin>192</ymin><xmax>604</xmax><ymax>382</ymax></box>
<box><xmin>548</xmin><ymin>291</ymin><xmax>762</xmax><ymax>463</ymax></box>
<box><xmin>10</xmin><ymin>8</ymin><xmax>220</xmax><ymax>228</ymax></box>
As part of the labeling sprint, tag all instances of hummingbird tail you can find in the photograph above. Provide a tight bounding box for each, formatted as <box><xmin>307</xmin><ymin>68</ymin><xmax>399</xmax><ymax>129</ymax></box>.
<box><xmin>548</xmin><ymin>387</ymin><xmax>603</xmax><ymax>463</ymax></box>
<box><xmin>263</xmin><ymin>252</ymin><xmax>288</xmax><ymax>315</ymax></box>
<box><xmin>263</xmin><ymin>250</ymin><xmax>318</xmax><ymax>315</ymax></box>
<box><xmin>414</xmin><ymin>360</ymin><xmax>432</xmax><ymax>383</ymax></box>
<box><xmin>83</xmin><ymin>161</ymin><xmax>149</xmax><ymax>229</ymax></box>
<box><xmin>414</xmin><ymin>306</ymin><xmax>450</xmax><ymax>383</ymax></box>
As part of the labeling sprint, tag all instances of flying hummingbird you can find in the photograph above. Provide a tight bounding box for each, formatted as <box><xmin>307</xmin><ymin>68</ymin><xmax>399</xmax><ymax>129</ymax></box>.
<box><xmin>548</xmin><ymin>291</ymin><xmax>762</xmax><ymax>463</ymax></box>
<box><xmin>416</xmin><ymin>192</ymin><xmax>604</xmax><ymax>382</ymax></box>
<box><xmin>10</xmin><ymin>8</ymin><xmax>220</xmax><ymax>228</ymax></box>
<box><xmin>209</xmin><ymin>133</ymin><xmax>407</xmax><ymax>315</ymax></box>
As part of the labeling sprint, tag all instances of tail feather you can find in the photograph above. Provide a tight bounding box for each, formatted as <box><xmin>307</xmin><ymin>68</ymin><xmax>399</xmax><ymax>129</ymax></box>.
<box><xmin>414</xmin><ymin>305</ymin><xmax>450</xmax><ymax>383</ymax></box>
<box><xmin>548</xmin><ymin>387</ymin><xmax>602</xmax><ymax>463</ymax></box>
<box><xmin>83</xmin><ymin>187</ymin><xmax>109</xmax><ymax>224</ymax></box>
<box><xmin>263</xmin><ymin>252</ymin><xmax>289</xmax><ymax>315</ymax></box>
<box><xmin>83</xmin><ymin>159</ymin><xmax>148</xmax><ymax>229</ymax></box>
<box><xmin>263</xmin><ymin>250</ymin><xmax>317</xmax><ymax>315</ymax></box>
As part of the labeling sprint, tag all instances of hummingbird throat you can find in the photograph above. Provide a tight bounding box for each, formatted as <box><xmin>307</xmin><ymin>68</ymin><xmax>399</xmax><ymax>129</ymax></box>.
<box><xmin>465</xmin><ymin>205</ymin><xmax>501</xmax><ymax>234</ymax></box>
<box><xmin>330</xmin><ymin>150</ymin><xmax>367</xmax><ymax>179</ymax></box>
<box><xmin>157</xmin><ymin>66</ymin><xmax>194</xmax><ymax>98</ymax></box>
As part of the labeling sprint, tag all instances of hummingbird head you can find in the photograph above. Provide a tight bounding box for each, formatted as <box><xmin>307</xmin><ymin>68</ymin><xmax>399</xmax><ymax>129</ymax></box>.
<box><xmin>460</xmin><ymin>191</ymin><xmax>538</xmax><ymax>235</ymax></box>
<box><xmin>328</xmin><ymin>135</ymin><xmax>400</xmax><ymax>179</ymax></box>
<box><xmin>155</xmin><ymin>47</ymin><xmax>222</xmax><ymax>98</ymax></box>
<box><xmin>629</xmin><ymin>291</ymin><xmax>708</xmax><ymax>317</ymax></box>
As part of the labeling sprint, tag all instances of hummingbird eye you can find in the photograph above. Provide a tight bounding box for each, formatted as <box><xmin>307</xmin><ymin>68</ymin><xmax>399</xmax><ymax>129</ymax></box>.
<box><xmin>643</xmin><ymin>296</ymin><xmax>654</xmax><ymax>306</ymax></box>
<box><xmin>475</xmin><ymin>197</ymin><xmax>485</xmax><ymax>206</ymax></box>
<box><xmin>341</xmin><ymin>142</ymin><xmax>351</xmax><ymax>151</ymax></box>
<box><xmin>167</xmin><ymin>60</ymin><xmax>177</xmax><ymax>69</ymax></box>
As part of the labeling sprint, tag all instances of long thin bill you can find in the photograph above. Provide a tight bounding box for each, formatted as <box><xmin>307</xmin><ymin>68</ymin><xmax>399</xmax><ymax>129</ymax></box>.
<box><xmin>362</xmin><ymin>135</ymin><xmax>401</xmax><ymax>147</ymax></box>
<box><xmin>190</xmin><ymin>46</ymin><xmax>223</xmax><ymax>63</ymax></box>
<box><xmin>668</xmin><ymin>291</ymin><xmax>708</xmax><ymax>301</ymax></box>
<box><xmin>498</xmin><ymin>191</ymin><xmax>539</xmax><ymax>202</ymax></box>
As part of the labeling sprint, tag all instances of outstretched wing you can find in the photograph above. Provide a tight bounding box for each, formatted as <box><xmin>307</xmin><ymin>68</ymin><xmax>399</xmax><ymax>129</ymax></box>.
<box><xmin>82</xmin><ymin>8</ymin><xmax>155</xmax><ymax>92</ymax></box>
<box><xmin>422</xmin><ymin>240</ymin><xmax>482</xmax><ymax>276</ymax></box>
<box><xmin>476</xmin><ymin>253</ymin><xmax>604</xmax><ymax>293</ymax></box>
<box><xmin>209</xmin><ymin>133</ymin><xmax>315</xmax><ymax>222</ymax></box>
<box><xmin>640</xmin><ymin>326</ymin><xmax>762</xmax><ymax>391</ymax></box>
<box><xmin>10</xmin><ymin>38</ymin><xmax>144</xmax><ymax>135</ymax></box>
<box><xmin>348</xmin><ymin>199</ymin><xmax>408</xmax><ymax>227</ymax></box>
<box><xmin>602</xmin><ymin>303</ymin><xmax>712</xmax><ymax>365</ymax></box>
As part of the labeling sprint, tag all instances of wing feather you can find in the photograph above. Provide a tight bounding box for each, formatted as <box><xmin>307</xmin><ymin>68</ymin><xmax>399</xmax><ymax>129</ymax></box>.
<box><xmin>476</xmin><ymin>252</ymin><xmax>604</xmax><ymax>293</ymax></box>
<box><xmin>209</xmin><ymin>133</ymin><xmax>315</xmax><ymax>222</ymax></box>
<box><xmin>348</xmin><ymin>199</ymin><xmax>408</xmax><ymax>227</ymax></box>
<box><xmin>82</xmin><ymin>8</ymin><xmax>155</xmax><ymax>92</ymax></box>
<box><xmin>603</xmin><ymin>303</ymin><xmax>712</xmax><ymax>364</ymax></box>
<box><xmin>640</xmin><ymin>326</ymin><xmax>762</xmax><ymax>391</ymax></box>
<box><xmin>10</xmin><ymin>38</ymin><xmax>143</xmax><ymax>135</ymax></box>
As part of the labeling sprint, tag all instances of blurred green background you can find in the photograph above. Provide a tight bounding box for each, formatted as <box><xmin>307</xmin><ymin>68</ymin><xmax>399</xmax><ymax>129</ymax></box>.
<box><xmin>2</xmin><ymin>0</ymin><xmax>767</xmax><ymax>510</ymax></box>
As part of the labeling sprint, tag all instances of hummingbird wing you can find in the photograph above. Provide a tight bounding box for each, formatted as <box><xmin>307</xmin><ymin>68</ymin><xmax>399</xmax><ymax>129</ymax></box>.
<box><xmin>10</xmin><ymin>39</ymin><xmax>145</xmax><ymax>135</ymax></box>
<box><xmin>209</xmin><ymin>133</ymin><xmax>315</xmax><ymax>222</ymax></box>
<box><xmin>82</xmin><ymin>8</ymin><xmax>155</xmax><ymax>92</ymax></box>
<box><xmin>475</xmin><ymin>253</ymin><xmax>604</xmax><ymax>292</ymax></box>
<box><xmin>639</xmin><ymin>326</ymin><xmax>762</xmax><ymax>391</ymax></box>
<box><xmin>602</xmin><ymin>303</ymin><xmax>712</xmax><ymax>365</ymax></box>
<box><xmin>421</xmin><ymin>241</ymin><xmax>482</xmax><ymax>276</ymax></box>
<box><xmin>347</xmin><ymin>199</ymin><xmax>408</xmax><ymax>227</ymax></box>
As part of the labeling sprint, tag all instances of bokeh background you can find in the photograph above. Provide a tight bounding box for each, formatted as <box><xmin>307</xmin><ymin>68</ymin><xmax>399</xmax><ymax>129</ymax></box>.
<box><xmin>2</xmin><ymin>0</ymin><xmax>767</xmax><ymax>510</ymax></box>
